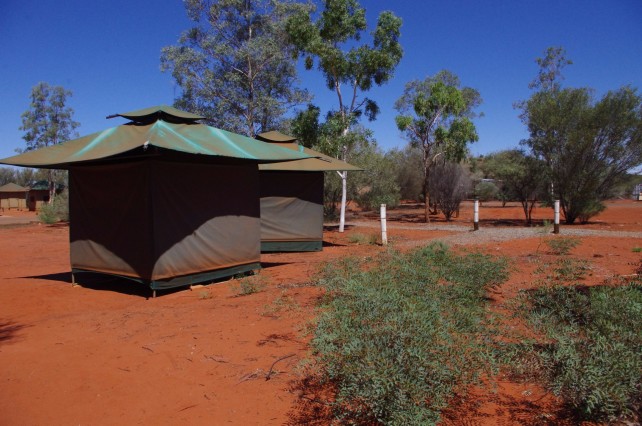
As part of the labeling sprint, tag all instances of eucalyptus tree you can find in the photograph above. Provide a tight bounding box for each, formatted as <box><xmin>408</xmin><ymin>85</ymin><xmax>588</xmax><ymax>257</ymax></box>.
<box><xmin>19</xmin><ymin>82</ymin><xmax>79</xmax><ymax>201</ymax></box>
<box><xmin>286</xmin><ymin>0</ymin><xmax>403</xmax><ymax>231</ymax></box>
<box><xmin>395</xmin><ymin>70</ymin><xmax>481</xmax><ymax>222</ymax></box>
<box><xmin>519</xmin><ymin>47</ymin><xmax>642</xmax><ymax>223</ymax></box>
<box><xmin>161</xmin><ymin>0</ymin><xmax>312</xmax><ymax>137</ymax></box>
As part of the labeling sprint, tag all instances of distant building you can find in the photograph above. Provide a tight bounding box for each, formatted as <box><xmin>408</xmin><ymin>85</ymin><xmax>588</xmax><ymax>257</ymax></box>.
<box><xmin>27</xmin><ymin>180</ymin><xmax>65</xmax><ymax>211</ymax></box>
<box><xmin>0</xmin><ymin>183</ymin><xmax>28</xmax><ymax>211</ymax></box>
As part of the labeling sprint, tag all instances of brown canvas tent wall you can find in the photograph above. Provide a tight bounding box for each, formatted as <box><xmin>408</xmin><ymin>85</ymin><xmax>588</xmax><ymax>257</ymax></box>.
<box><xmin>69</xmin><ymin>160</ymin><xmax>260</xmax><ymax>290</ymax></box>
<box><xmin>0</xmin><ymin>106</ymin><xmax>312</xmax><ymax>294</ymax></box>
<box><xmin>256</xmin><ymin>131</ymin><xmax>361</xmax><ymax>252</ymax></box>
<box><xmin>0</xmin><ymin>183</ymin><xmax>28</xmax><ymax>211</ymax></box>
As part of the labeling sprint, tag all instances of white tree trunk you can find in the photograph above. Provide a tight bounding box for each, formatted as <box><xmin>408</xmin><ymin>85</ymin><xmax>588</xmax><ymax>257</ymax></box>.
<box><xmin>339</xmin><ymin>170</ymin><xmax>347</xmax><ymax>232</ymax></box>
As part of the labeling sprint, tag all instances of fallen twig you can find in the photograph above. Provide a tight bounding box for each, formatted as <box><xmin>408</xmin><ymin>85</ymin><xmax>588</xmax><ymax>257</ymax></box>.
<box><xmin>265</xmin><ymin>353</ymin><xmax>296</xmax><ymax>381</ymax></box>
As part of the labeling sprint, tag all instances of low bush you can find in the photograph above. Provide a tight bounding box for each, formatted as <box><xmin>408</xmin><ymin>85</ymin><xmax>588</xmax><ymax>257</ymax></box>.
<box><xmin>230</xmin><ymin>274</ymin><xmax>266</xmax><ymax>296</ymax></box>
<box><xmin>38</xmin><ymin>191</ymin><xmax>69</xmax><ymax>224</ymax></box>
<box><xmin>309</xmin><ymin>242</ymin><xmax>508</xmax><ymax>424</ymax></box>
<box><xmin>509</xmin><ymin>282</ymin><xmax>642</xmax><ymax>422</ymax></box>
<box><xmin>545</xmin><ymin>236</ymin><xmax>580</xmax><ymax>255</ymax></box>
<box><xmin>535</xmin><ymin>258</ymin><xmax>590</xmax><ymax>282</ymax></box>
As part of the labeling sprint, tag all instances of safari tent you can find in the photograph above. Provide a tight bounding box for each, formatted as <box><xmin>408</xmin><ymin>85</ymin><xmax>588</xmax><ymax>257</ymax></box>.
<box><xmin>0</xmin><ymin>106</ymin><xmax>311</xmax><ymax>294</ymax></box>
<box><xmin>0</xmin><ymin>183</ymin><xmax>28</xmax><ymax>211</ymax></box>
<box><xmin>256</xmin><ymin>131</ymin><xmax>361</xmax><ymax>252</ymax></box>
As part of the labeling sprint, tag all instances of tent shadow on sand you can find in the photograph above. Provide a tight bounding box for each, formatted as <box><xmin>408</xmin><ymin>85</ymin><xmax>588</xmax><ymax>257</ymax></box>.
<box><xmin>21</xmin><ymin>271</ymin><xmax>179</xmax><ymax>298</ymax></box>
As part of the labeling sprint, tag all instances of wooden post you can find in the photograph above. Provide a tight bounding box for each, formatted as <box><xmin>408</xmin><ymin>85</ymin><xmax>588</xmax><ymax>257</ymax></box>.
<box><xmin>473</xmin><ymin>199</ymin><xmax>479</xmax><ymax>231</ymax></box>
<box><xmin>554</xmin><ymin>199</ymin><xmax>560</xmax><ymax>234</ymax></box>
<box><xmin>380</xmin><ymin>204</ymin><xmax>388</xmax><ymax>245</ymax></box>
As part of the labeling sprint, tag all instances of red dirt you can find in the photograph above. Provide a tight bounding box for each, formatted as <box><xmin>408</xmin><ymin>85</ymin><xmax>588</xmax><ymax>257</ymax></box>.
<box><xmin>1</xmin><ymin>200</ymin><xmax>640</xmax><ymax>425</ymax></box>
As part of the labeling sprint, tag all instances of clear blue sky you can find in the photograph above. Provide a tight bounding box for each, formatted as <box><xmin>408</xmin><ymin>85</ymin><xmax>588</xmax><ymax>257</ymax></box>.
<box><xmin>2</xmin><ymin>0</ymin><xmax>641</xmax><ymax>161</ymax></box>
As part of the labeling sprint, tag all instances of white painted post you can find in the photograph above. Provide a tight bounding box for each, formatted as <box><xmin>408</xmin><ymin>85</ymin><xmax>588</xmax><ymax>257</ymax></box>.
<box><xmin>380</xmin><ymin>204</ymin><xmax>388</xmax><ymax>245</ymax></box>
<box><xmin>554</xmin><ymin>199</ymin><xmax>560</xmax><ymax>234</ymax></box>
<box><xmin>473</xmin><ymin>199</ymin><xmax>479</xmax><ymax>231</ymax></box>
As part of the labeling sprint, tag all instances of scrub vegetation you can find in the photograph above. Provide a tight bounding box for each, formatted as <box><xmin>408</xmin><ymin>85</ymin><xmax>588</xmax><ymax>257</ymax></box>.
<box><xmin>305</xmin><ymin>239</ymin><xmax>642</xmax><ymax>424</ymax></box>
<box><xmin>307</xmin><ymin>243</ymin><xmax>508</xmax><ymax>424</ymax></box>
<box><xmin>506</xmin><ymin>279</ymin><xmax>642</xmax><ymax>422</ymax></box>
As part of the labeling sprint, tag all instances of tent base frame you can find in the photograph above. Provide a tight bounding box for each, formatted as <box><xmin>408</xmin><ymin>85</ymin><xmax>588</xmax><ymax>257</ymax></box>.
<box><xmin>71</xmin><ymin>262</ymin><xmax>262</xmax><ymax>297</ymax></box>
<box><xmin>260</xmin><ymin>240</ymin><xmax>322</xmax><ymax>252</ymax></box>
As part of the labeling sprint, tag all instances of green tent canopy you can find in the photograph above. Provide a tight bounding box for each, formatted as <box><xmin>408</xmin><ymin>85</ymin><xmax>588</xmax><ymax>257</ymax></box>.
<box><xmin>0</xmin><ymin>106</ymin><xmax>311</xmax><ymax>170</ymax></box>
<box><xmin>255</xmin><ymin>131</ymin><xmax>361</xmax><ymax>252</ymax></box>
<box><xmin>0</xmin><ymin>107</ymin><xmax>314</xmax><ymax>295</ymax></box>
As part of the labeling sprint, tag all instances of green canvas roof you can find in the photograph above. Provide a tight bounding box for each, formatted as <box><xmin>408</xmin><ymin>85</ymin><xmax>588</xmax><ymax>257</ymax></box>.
<box><xmin>0</xmin><ymin>107</ymin><xmax>313</xmax><ymax>169</ymax></box>
<box><xmin>0</xmin><ymin>182</ymin><xmax>28</xmax><ymax>192</ymax></box>
<box><xmin>256</xmin><ymin>131</ymin><xmax>362</xmax><ymax>172</ymax></box>
<box><xmin>110</xmin><ymin>105</ymin><xmax>205</xmax><ymax>123</ymax></box>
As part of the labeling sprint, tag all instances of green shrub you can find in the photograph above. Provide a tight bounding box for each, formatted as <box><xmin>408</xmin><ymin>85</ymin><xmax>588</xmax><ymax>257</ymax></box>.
<box><xmin>545</xmin><ymin>236</ymin><xmax>580</xmax><ymax>255</ymax></box>
<box><xmin>548</xmin><ymin>258</ymin><xmax>590</xmax><ymax>282</ymax></box>
<box><xmin>576</xmin><ymin>199</ymin><xmax>606</xmax><ymax>224</ymax></box>
<box><xmin>309</xmin><ymin>243</ymin><xmax>508</xmax><ymax>424</ymax></box>
<box><xmin>475</xmin><ymin>181</ymin><xmax>499</xmax><ymax>202</ymax></box>
<box><xmin>38</xmin><ymin>191</ymin><xmax>69</xmax><ymax>224</ymax></box>
<box><xmin>510</xmin><ymin>283</ymin><xmax>642</xmax><ymax>421</ymax></box>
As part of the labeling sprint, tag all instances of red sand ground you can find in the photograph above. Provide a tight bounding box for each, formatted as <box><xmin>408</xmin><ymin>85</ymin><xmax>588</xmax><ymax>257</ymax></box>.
<box><xmin>1</xmin><ymin>200</ymin><xmax>640</xmax><ymax>425</ymax></box>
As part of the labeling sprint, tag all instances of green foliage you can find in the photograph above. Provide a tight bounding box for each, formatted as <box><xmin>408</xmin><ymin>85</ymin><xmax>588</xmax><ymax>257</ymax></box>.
<box><xmin>474</xmin><ymin>180</ymin><xmax>499</xmax><ymax>202</ymax></box>
<box><xmin>38</xmin><ymin>191</ymin><xmax>69</xmax><ymax>224</ymax></box>
<box><xmin>161</xmin><ymin>0</ymin><xmax>311</xmax><ymax>137</ymax></box>
<box><xmin>19</xmin><ymin>83</ymin><xmax>78</xmax><ymax>204</ymax></box>
<box><xmin>352</xmin><ymin>144</ymin><xmax>401</xmax><ymax>211</ymax></box>
<box><xmin>394</xmin><ymin>70</ymin><xmax>481</xmax><ymax>221</ymax></box>
<box><xmin>511</xmin><ymin>282</ymin><xmax>642</xmax><ymax>421</ymax></box>
<box><xmin>534</xmin><ymin>258</ymin><xmax>590</xmax><ymax>282</ymax></box>
<box><xmin>545</xmin><ymin>237</ymin><xmax>581</xmax><ymax>255</ymax></box>
<box><xmin>286</xmin><ymin>0</ymin><xmax>403</xmax><ymax>228</ymax></box>
<box><xmin>528</xmin><ymin>46</ymin><xmax>573</xmax><ymax>91</ymax></box>
<box><xmin>19</xmin><ymin>82</ymin><xmax>79</xmax><ymax>153</ymax></box>
<box><xmin>632</xmin><ymin>247</ymin><xmax>642</xmax><ymax>253</ymax></box>
<box><xmin>479</xmin><ymin>149</ymin><xmax>547</xmax><ymax>224</ymax></box>
<box><xmin>519</xmin><ymin>47</ymin><xmax>642</xmax><ymax>224</ymax></box>
<box><xmin>289</xmin><ymin>104</ymin><xmax>321</xmax><ymax>148</ymax></box>
<box><xmin>310</xmin><ymin>243</ymin><xmax>508</xmax><ymax>424</ymax></box>
<box><xmin>576</xmin><ymin>199</ymin><xmax>606</xmax><ymax>224</ymax></box>
<box><xmin>387</xmin><ymin>145</ymin><xmax>424</xmax><ymax>200</ymax></box>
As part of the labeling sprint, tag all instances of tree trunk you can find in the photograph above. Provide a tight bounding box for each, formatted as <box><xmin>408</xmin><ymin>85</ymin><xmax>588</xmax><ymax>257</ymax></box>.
<box><xmin>423</xmin><ymin>167</ymin><xmax>431</xmax><ymax>223</ymax></box>
<box><xmin>338</xmin><ymin>132</ymin><xmax>349</xmax><ymax>233</ymax></box>
<box><xmin>339</xmin><ymin>170</ymin><xmax>347</xmax><ymax>232</ymax></box>
<box><xmin>48</xmin><ymin>169</ymin><xmax>55</xmax><ymax>204</ymax></box>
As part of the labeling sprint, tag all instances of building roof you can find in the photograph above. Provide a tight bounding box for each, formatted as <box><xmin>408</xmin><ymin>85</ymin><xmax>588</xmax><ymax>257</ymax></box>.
<box><xmin>0</xmin><ymin>182</ymin><xmax>29</xmax><ymax>192</ymax></box>
<box><xmin>0</xmin><ymin>107</ymin><xmax>313</xmax><ymax>170</ymax></box>
<box><xmin>256</xmin><ymin>131</ymin><xmax>362</xmax><ymax>172</ymax></box>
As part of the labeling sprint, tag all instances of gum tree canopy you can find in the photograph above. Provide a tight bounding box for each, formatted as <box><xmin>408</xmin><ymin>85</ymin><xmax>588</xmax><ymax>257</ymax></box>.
<box><xmin>286</xmin><ymin>0</ymin><xmax>403</xmax><ymax>231</ymax></box>
<box><xmin>19</xmin><ymin>82</ymin><xmax>79</xmax><ymax>202</ymax></box>
<box><xmin>161</xmin><ymin>0</ymin><xmax>311</xmax><ymax>137</ymax></box>
<box><xmin>395</xmin><ymin>70</ymin><xmax>481</xmax><ymax>223</ymax></box>
<box><xmin>519</xmin><ymin>47</ymin><xmax>642</xmax><ymax>224</ymax></box>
